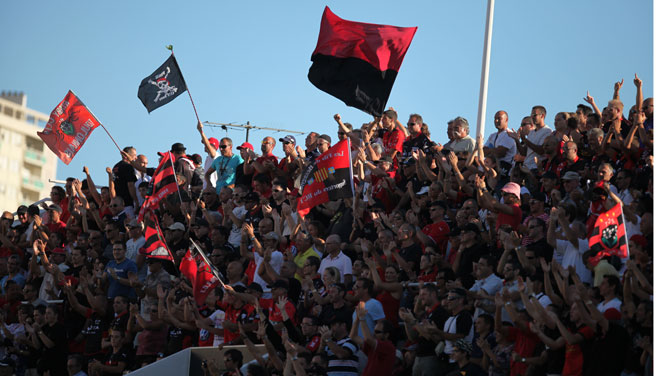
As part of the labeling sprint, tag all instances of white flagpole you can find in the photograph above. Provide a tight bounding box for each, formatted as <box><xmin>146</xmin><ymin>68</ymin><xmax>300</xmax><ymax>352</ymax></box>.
<box><xmin>189</xmin><ymin>238</ymin><xmax>225</xmax><ymax>283</ymax></box>
<box><xmin>475</xmin><ymin>0</ymin><xmax>495</xmax><ymax>139</ymax></box>
<box><xmin>619</xmin><ymin>203</ymin><xmax>630</xmax><ymax>258</ymax></box>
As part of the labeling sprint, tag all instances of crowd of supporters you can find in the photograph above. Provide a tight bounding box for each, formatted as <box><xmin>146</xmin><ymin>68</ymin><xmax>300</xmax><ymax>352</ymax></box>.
<box><xmin>0</xmin><ymin>75</ymin><xmax>654</xmax><ymax>376</ymax></box>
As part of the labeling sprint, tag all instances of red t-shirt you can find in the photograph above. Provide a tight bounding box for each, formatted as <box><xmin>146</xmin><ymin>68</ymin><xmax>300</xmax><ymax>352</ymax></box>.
<box><xmin>362</xmin><ymin>339</ymin><xmax>396</xmax><ymax>376</ymax></box>
<box><xmin>562</xmin><ymin>325</ymin><xmax>594</xmax><ymax>376</ymax></box>
<box><xmin>497</xmin><ymin>204</ymin><xmax>522</xmax><ymax>232</ymax></box>
<box><xmin>382</xmin><ymin>128</ymin><xmax>405</xmax><ymax>164</ymax></box>
<box><xmin>422</xmin><ymin>221</ymin><xmax>450</xmax><ymax>252</ymax></box>
<box><xmin>220</xmin><ymin>302</ymin><xmax>256</xmax><ymax>344</ymax></box>
<box><xmin>507</xmin><ymin>324</ymin><xmax>541</xmax><ymax>376</ymax></box>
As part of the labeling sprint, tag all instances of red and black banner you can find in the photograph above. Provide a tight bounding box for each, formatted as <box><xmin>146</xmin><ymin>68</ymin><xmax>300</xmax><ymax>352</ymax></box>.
<box><xmin>138</xmin><ymin>55</ymin><xmax>187</xmax><ymax>113</ymax></box>
<box><xmin>37</xmin><ymin>91</ymin><xmax>101</xmax><ymax>165</ymax></box>
<box><xmin>588</xmin><ymin>203</ymin><xmax>628</xmax><ymax>267</ymax></box>
<box><xmin>297</xmin><ymin>139</ymin><xmax>353</xmax><ymax>216</ymax></box>
<box><xmin>179</xmin><ymin>248</ymin><xmax>198</xmax><ymax>286</ymax></box>
<box><xmin>308</xmin><ymin>7</ymin><xmax>417</xmax><ymax>116</ymax></box>
<box><xmin>138</xmin><ymin>152</ymin><xmax>178</xmax><ymax>221</ymax></box>
<box><xmin>139</xmin><ymin>212</ymin><xmax>175</xmax><ymax>263</ymax></box>
<box><xmin>193</xmin><ymin>259</ymin><xmax>220</xmax><ymax>305</ymax></box>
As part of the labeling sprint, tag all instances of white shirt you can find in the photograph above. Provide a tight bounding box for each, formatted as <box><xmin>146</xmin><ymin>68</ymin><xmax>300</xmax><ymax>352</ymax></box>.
<box><xmin>228</xmin><ymin>206</ymin><xmax>248</xmax><ymax>247</ymax></box>
<box><xmin>318</xmin><ymin>251</ymin><xmax>353</xmax><ymax>278</ymax></box>
<box><xmin>125</xmin><ymin>236</ymin><xmax>145</xmax><ymax>263</ymax></box>
<box><xmin>253</xmin><ymin>250</ymin><xmax>284</xmax><ymax>296</ymax></box>
<box><xmin>524</xmin><ymin>125</ymin><xmax>552</xmax><ymax>170</ymax></box>
<box><xmin>203</xmin><ymin>154</ymin><xmax>217</xmax><ymax>190</ymax></box>
<box><xmin>486</xmin><ymin>130</ymin><xmax>517</xmax><ymax>164</ymax></box>
<box><xmin>470</xmin><ymin>273</ymin><xmax>502</xmax><ymax>318</ymax></box>
<box><xmin>555</xmin><ymin>238</ymin><xmax>592</xmax><ymax>284</ymax></box>
<box><xmin>597</xmin><ymin>297</ymin><xmax>622</xmax><ymax>313</ymax></box>
<box><xmin>208</xmin><ymin>309</ymin><xmax>225</xmax><ymax>346</ymax></box>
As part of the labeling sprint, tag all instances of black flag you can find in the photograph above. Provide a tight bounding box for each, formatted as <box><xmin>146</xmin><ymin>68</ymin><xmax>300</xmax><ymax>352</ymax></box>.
<box><xmin>138</xmin><ymin>55</ymin><xmax>187</xmax><ymax>113</ymax></box>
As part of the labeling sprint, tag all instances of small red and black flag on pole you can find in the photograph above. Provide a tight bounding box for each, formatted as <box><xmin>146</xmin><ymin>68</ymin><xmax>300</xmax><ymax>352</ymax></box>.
<box><xmin>37</xmin><ymin>91</ymin><xmax>101</xmax><ymax>165</ymax></box>
<box><xmin>308</xmin><ymin>7</ymin><xmax>417</xmax><ymax>116</ymax></box>
<box><xmin>588</xmin><ymin>203</ymin><xmax>629</xmax><ymax>267</ymax></box>
<box><xmin>139</xmin><ymin>212</ymin><xmax>175</xmax><ymax>263</ymax></box>
<box><xmin>297</xmin><ymin>139</ymin><xmax>354</xmax><ymax>216</ymax></box>
<box><xmin>137</xmin><ymin>151</ymin><xmax>179</xmax><ymax>222</ymax></box>
<box><xmin>138</xmin><ymin>54</ymin><xmax>187</xmax><ymax>113</ymax></box>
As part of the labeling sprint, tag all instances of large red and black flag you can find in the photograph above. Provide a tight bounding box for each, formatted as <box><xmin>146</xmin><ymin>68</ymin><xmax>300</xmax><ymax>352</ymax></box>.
<box><xmin>137</xmin><ymin>151</ymin><xmax>179</xmax><ymax>221</ymax></box>
<box><xmin>193</xmin><ymin>260</ymin><xmax>221</xmax><ymax>305</ymax></box>
<box><xmin>37</xmin><ymin>91</ymin><xmax>101</xmax><ymax>165</ymax></box>
<box><xmin>139</xmin><ymin>212</ymin><xmax>175</xmax><ymax>263</ymax></box>
<box><xmin>179</xmin><ymin>248</ymin><xmax>198</xmax><ymax>285</ymax></box>
<box><xmin>588</xmin><ymin>203</ymin><xmax>628</xmax><ymax>267</ymax></box>
<box><xmin>308</xmin><ymin>7</ymin><xmax>417</xmax><ymax>116</ymax></box>
<box><xmin>297</xmin><ymin>139</ymin><xmax>354</xmax><ymax>215</ymax></box>
<box><xmin>138</xmin><ymin>55</ymin><xmax>187</xmax><ymax>113</ymax></box>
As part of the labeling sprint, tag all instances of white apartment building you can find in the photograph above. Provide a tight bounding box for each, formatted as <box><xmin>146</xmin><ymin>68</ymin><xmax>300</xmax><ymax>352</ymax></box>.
<box><xmin>0</xmin><ymin>92</ymin><xmax>57</xmax><ymax>212</ymax></box>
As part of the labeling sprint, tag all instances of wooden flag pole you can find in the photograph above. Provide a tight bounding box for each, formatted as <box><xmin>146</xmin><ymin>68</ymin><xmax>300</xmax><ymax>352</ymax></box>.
<box><xmin>99</xmin><ymin>124</ymin><xmax>123</xmax><ymax>154</ymax></box>
<box><xmin>167</xmin><ymin>45</ymin><xmax>202</xmax><ymax>124</ymax></box>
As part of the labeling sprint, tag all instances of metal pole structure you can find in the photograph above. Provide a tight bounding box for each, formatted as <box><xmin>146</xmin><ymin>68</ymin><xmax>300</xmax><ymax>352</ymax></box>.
<box><xmin>475</xmin><ymin>0</ymin><xmax>495</xmax><ymax>139</ymax></box>
<box><xmin>203</xmin><ymin>121</ymin><xmax>305</xmax><ymax>143</ymax></box>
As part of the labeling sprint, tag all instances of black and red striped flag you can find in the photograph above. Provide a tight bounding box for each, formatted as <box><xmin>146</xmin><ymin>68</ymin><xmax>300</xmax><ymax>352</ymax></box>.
<box><xmin>308</xmin><ymin>7</ymin><xmax>417</xmax><ymax>116</ymax></box>
<box><xmin>138</xmin><ymin>151</ymin><xmax>179</xmax><ymax>221</ymax></box>
<box><xmin>297</xmin><ymin>139</ymin><xmax>353</xmax><ymax>216</ymax></box>
<box><xmin>139</xmin><ymin>212</ymin><xmax>174</xmax><ymax>263</ymax></box>
<box><xmin>588</xmin><ymin>203</ymin><xmax>628</xmax><ymax>267</ymax></box>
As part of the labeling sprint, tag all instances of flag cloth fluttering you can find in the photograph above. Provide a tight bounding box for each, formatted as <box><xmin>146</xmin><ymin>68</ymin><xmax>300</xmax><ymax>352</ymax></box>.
<box><xmin>37</xmin><ymin>91</ymin><xmax>101</xmax><ymax>165</ymax></box>
<box><xmin>179</xmin><ymin>248</ymin><xmax>198</xmax><ymax>286</ymax></box>
<box><xmin>137</xmin><ymin>55</ymin><xmax>187</xmax><ymax>113</ymax></box>
<box><xmin>137</xmin><ymin>152</ymin><xmax>178</xmax><ymax>222</ymax></box>
<box><xmin>308</xmin><ymin>6</ymin><xmax>417</xmax><ymax>116</ymax></box>
<box><xmin>587</xmin><ymin>203</ymin><xmax>628</xmax><ymax>267</ymax></box>
<box><xmin>192</xmin><ymin>260</ymin><xmax>221</xmax><ymax>305</ymax></box>
<box><xmin>139</xmin><ymin>212</ymin><xmax>175</xmax><ymax>263</ymax></box>
<box><xmin>297</xmin><ymin>139</ymin><xmax>354</xmax><ymax>216</ymax></box>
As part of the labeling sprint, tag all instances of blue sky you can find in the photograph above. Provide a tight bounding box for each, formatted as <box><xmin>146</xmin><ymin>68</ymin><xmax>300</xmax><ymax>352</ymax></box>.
<box><xmin>1</xmin><ymin>1</ymin><xmax>653</xmax><ymax>184</ymax></box>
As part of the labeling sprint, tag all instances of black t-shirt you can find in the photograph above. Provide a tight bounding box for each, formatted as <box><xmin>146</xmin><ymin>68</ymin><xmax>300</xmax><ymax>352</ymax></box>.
<box><xmin>457</xmin><ymin>243</ymin><xmax>486</xmax><ymax>289</ymax></box>
<box><xmin>528</xmin><ymin>238</ymin><xmax>553</xmax><ymax>264</ymax></box>
<box><xmin>320</xmin><ymin>303</ymin><xmax>353</xmax><ymax>328</ymax></box>
<box><xmin>235</xmin><ymin>163</ymin><xmax>253</xmax><ymax>188</ymax></box>
<box><xmin>399</xmin><ymin>243</ymin><xmax>422</xmax><ymax>274</ymax></box>
<box><xmin>82</xmin><ymin>313</ymin><xmax>108</xmax><ymax>356</ymax></box>
<box><xmin>112</xmin><ymin>160</ymin><xmax>137</xmax><ymax>207</ymax></box>
<box><xmin>402</xmin><ymin>132</ymin><xmax>436</xmax><ymax>159</ymax></box>
<box><xmin>40</xmin><ymin>322</ymin><xmax>67</xmax><ymax>376</ymax></box>
<box><xmin>416</xmin><ymin>303</ymin><xmax>449</xmax><ymax>357</ymax></box>
<box><xmin>584</xmin><ymin>322</ymin><xmax>630</xmax><ymax>376</ymax></box>
<box><xmin>103</xmin><ymin>346</ymin><xmax>133</xmax><ymax>376</ymax></box>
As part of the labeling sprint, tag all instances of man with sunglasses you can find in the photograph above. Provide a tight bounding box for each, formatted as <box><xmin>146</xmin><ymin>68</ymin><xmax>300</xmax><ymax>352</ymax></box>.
<box><xmin>403</xmin><ymin>113</ymin><xmax>433</xmax><ymax>157</ymax></box>
<box><xmin>245</xmin><ymin>136</ymin><xmax>279</xmax><ymax>178</ymax></box>
<box><xmin>112</xmin><ymin>146</ymin><xmax>139</xmax><ymax>217</ymax></box>
<box><xmin>447</xmin><ymin>116</ymin><xmax>476</xmax><ymax>154</ymax></box>
<box><xmin>206</xmin><ymin>137</ymin><xmax>243</xmax><ymax>193</ymax></box>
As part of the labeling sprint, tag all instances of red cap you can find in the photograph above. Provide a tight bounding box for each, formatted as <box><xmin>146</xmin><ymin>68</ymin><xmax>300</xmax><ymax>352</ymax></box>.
<box><xmin>236</xmin><ymin>142</ymin><xmax>254</xmax><ymax>151</ymax></box>
<box><xmin>50</xmin><ymin>247</ymin><xmax>66</xmax><ymax>255</ymax></box>
<box><xmin>603</xmin><ymin>308</ymin><xmax>622</xmax><ymax>321</ymax></box>
<box><xmin>208</xmin><ymin>137</ymin><xmax>219</xmax><ymax>150</ymax></box>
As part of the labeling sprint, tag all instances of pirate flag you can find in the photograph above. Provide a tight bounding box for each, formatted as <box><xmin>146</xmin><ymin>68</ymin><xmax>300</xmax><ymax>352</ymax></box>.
<box><xmin>297</xmin><ymin>139</ymin><xmax>354</xmax><ymax>216</ymax></box>
<box><xmin>588</xmin><ymin>203</ymin><xmax>628</xmax><ymax>267</ymax></box>
<box><xmin>37</xmin><ymin>91</ymin><xmax>101</xmax><ymax>165</ymax></box>
<box><xmin>308</xmin><ymin>7</ymin><xmax>417</xmax><ymax>116</ymax></box>
<box><xmin>138</xmin><ymin>55</ymin><xmax>187</xmax><ymax>113</ymax></box>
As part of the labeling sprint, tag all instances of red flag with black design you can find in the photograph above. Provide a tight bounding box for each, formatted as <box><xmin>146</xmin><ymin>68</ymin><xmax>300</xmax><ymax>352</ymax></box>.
<box><xmin>139</xmin><ymin>212</ymin><xmax>175</xmax><ymax>263</ymax></box>
<box><xmin>37</xmin><ymin>91</ymin><xmax>101</xmax><ymax>165</ymax></box>
<box><xmin>179</xmin><ymin>248</ymin><xmax>198</xmax><ymax>285</ymax></box>
<box><xmin>137</xmin><ymin>151</ymin><xmax>178</xmax><ymax>222</ymax></box>
<box><xmin>588</xmin><ymin>203</ymin><xmax>628</xmax><ymax>267</ymax></box>
<box><xmin>308</xmin><ymin>7</ymin><xmax>417</xmax><ymax>116</ymax></box>
<box><xmin>193</xmin><ymin>260</ymin><xmax>220</xmax><ymax>305</ymax></box>
<box><xmin>297</xmin><ymin>139</ymin><xmax>354</xmax><ymax>216</ymax></box>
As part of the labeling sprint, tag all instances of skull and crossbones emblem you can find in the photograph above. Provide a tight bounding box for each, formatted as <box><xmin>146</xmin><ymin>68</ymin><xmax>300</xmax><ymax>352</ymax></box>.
<box><xmin>148</xmin><ymin>66</ymin><xmax>178</xmax><ymax>103</ymax></box>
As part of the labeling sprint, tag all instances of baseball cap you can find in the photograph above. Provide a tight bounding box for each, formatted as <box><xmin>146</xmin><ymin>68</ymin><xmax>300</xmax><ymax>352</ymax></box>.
<box><xmin>244</xmin><ymin>191</ymin><xmax>260</xmax><ymax>202</ymax></box>
<box><xmin>318</xmin><ymin>134</ymin><xmax>332</xmax><ymax>144</ymax></box>
<box><xmin>50</xmin><ymin>247</ymin><xmax>66</xmax><ymax>255</ymax></box>
<box><xmin>48</xmin><ymin>204</ymin><xmax>62</xmax><ymax>213</ymax></box>
<box><xmin>454</xmin><ymin>339</ymin><xmax>473</xmax><ymax>354</ymax></box>
<box><xmin>561</xmin><ymin>171</ymin><xmax>580</xmax><ymax>181</ymax></box>
<box><xmin>167</xmin><ymin>222</ymin><xmax>185</xmax><ymax>232</ymax></box>
<box><xmin>279</xmin><ymin>135</ymin><xmax>296</xmax><ymax>145</ymax></box>
<box><xmin>270</xmin><ymin>279</ymin><xmax>289</xmax><ymax>290</ymax></box>
<box><xmin>541</xmin><ymin>171</ymin><xmax>557</xmax><ymax>181</ymax></box>
<box><xmin>263</xmin><ymin>232</ymin><xmax>280</xmax><ymax>241</ymax></box>
<box><xmin>16</xmin><ymin>205</ymin><xmax>28</xmax><ymax>215</ymax></box>
<box><xmin>171</xmin><ymin>143</ymin><xmax>186</xmax><ymax>153</ymax></box>
<box><xmin>247</xmin><ymin>282</ymin><xmax>263</xmax><ymax>294</ymax></box>
<box><xmin>208</xmin><ymin>138</ymin><xmax>219</xmax><ymax>150</ymax></box>
<box><xmin>236</xmin><ymin>142</ymin><xmax>254</xmax><ymax>151</ymax></box>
